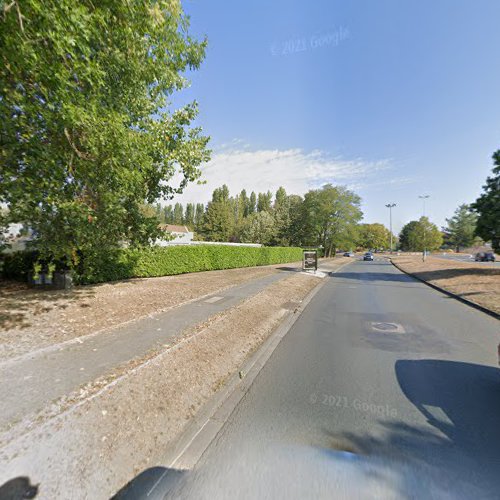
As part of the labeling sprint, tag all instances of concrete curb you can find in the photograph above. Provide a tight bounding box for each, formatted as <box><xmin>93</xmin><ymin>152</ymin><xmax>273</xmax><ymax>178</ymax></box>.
<box><xmin>155</xmin><ymin>260</ymin><xmax>352</xmax><ymax>480</ymax></box>
<box><xmin>390</xmin><ymin>259</ymin><xmax>500</xmax><ymax>321</ymax></box>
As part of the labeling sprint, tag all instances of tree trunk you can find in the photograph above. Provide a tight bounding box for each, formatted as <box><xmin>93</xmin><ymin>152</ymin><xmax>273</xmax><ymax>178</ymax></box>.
<box><xmin>328</xmin><ymin>240</ymin><xmax>335</xmax><ymax>258</ymax></box>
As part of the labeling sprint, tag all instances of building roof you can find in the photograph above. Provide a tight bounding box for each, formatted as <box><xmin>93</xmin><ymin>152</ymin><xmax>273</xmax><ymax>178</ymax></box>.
<box><xmin>159</xmin><ymin>224</ymin><xmax>191</xmax><ymax>233</ymax></box>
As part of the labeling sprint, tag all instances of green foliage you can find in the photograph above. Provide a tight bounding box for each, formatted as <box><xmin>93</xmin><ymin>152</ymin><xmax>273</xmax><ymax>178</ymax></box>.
<box><xmin>286</xmin><ymin>195</ymin><xmax>305</xmax><ymax>246</ymax></box>
<box><xmin>444</xmin><ymin>204</ymin><xmax>478</xmax><ymax>251</ymax></box>
<box><xmin>0</xmin><ymin>0</ymin><xmax>210</xmax><ymax>268</ymax></box>
<box><xmin>212</xmin><ymin>184</ymin><xmax>230</xmax><ymax>203</ymax></box>
<box><xmin>173</xmin><ymin>203</ymin><xmax>184</xmax><ymax>225</ymax></box>
<box><xmin>1</xmin><ymin>250</ymin><xmax>39</xmax><ymax>280</ymax></box>
<box><xmin>240</xmin><ymin>211</ymin><xmax>276</xmax><ymax>245</ymax></box>
<box><xmin>158</xmin><ymin>183</ymin><xmax>364</xmax><ymax>251</ymax></box>
<box><xmin>399</xmin><ymin>217</ymin><xmax>443</xmax><ymax>252</ymax></box>
<box><xmin>472</xmin><ymin>151</ymin><xmax>500</xmax><ymax>252</ymax></box>
<box><xmin>357</xmin><ymin>223</ymin><xmax>391</xmax><ymax>250</ymax></box>
<box><xmin>194</xmin><ymin>203</ymin><xmax>205</xmax><ymax>229</ymax></box>
<box><xmin>201</xmin><ymin>200</ymin><xmax>234</xmax><ymax>241</ymax></box>
<box><xmin>398</xmin><ymin>221</ymin><xmax>418</xmax><ymax>251</ymax></box>
<box><xmin>257</xmin><ymin>191</ymin><xmax>273</xmax><ymax>212</ymax></box>
<box><xmin>300</xmin><ymin>184</ymin><xmax>363</xmax><ymax>256</ymax></box>
<box><xmin>164</xmin><ymin>205</ymin><xmax>174</xmax><ymax>224</ymax></box>
<box><xmin>248</xmin><ymin>192</ymin><xmax>257</xmax><ymax>215</ymax></box>
<box><xmin>2</xmin><ymin>245</ymin><xmax>303</xmax><ymax>284</ymax></box>
<box><xmin>239</xmin><ymin>189</ymin><xmax>250</xmax><ymax>217</ymax></box>
<box><xmin>272</xmin><ymin>187</ymin><xmax>291</xmax><ymax>246</ymax></box>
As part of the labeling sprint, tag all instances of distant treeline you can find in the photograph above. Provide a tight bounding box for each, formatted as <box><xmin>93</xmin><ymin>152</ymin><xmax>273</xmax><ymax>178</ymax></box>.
<box><xmin>146</xmin><ymin>184</ymin><xmax>381</xmax><ymax>257</ymax></box>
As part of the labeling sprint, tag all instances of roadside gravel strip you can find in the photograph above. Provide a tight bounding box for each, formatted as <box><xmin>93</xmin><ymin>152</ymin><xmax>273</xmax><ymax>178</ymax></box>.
<box><xmin>0</xmin><ymin>266</ymin><xmax>340</xmax><ymax>499</ymax></box>
<box><xmin>390</xmin><ymin>256</ymin><xmax>500</xmax><ymax>317</ymax></box>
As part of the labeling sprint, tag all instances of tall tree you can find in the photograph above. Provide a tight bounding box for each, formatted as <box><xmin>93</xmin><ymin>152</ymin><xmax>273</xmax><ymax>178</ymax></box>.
<box><xmin>201</xmin><ymin>185</ymin><xmax>233</xmax><ymax>240</ymax></box>
<box><xmin>0</xmin><ymin>0</ymin><xmax>210</xmax><ymax>269</ymax></box>
<box><xmin>472</xmin><ymin>151</ymin><xmax>500</xmax><ymax>252</ymax></box>
<box><xmin>272</xmin><ymin>187</ymin><xmax>290</xmax><ymax>246</ymax></box>
<box><xmin>400</xmin><ymin>217</ymin><xmax>443</xmax><ymax>252</ymax></box>
<box><xmin>240</xmin><ymin>189</ymin><xmax>250</xmax><ymax>217</ymax></box>
<box><xmin>444</xmin><ymin>204</ymin><xmax>478</xmax><ymax>252</ymax></box>
<box><xmin>184</xmin><ymin>203</ymin><xmax>195</xmax><ymax>227</ymax></box>
<box><xmin>155</xmin><ymin>204</ymin><xmax>165</xmax><ymax>224</ymax></box>
<box><xmin>398</xmin><ymin>221</ymin><xmax>419</xmax><ymax>251</ymax></box>
<box><xmin>164</xmin><ymin>205</ymin><xmax>174</xmax><ymax>224</ymax></box>
<box><xmin>286</xmin><ymin>195</ymin><xmax>305</xmax><ymax>246</ymax></box>
<box><xmin>301</xmin><ymin>185</ymin><xmax>363</xmax><ymax>257</ymax></box>
<box><xmin>194</xmin><ymin>203</ymin><xmax>205</xmax><ymax>229</ymax></box>
<box><xmin>212</xmin><ymin>184</ymin><xmax>230</xmax><ymax>203</ymax></box>
<box><xmin>173</xmin><ymin>203</ymin><xmax>184</xmax><ymax>225</ymax></box>
<box><xmin>248</xmin><ymin>192</ymin><xmax>257</xmax><ymax>215</ymax></box>
<box><xmin>201</xmin><ymin>201</ymin><xmax>233</xmax><ymax>241</ymax></box>
<box><xmin>240</xmin><ymin>211</ymin><xmax>276</xmax><ymax>245</ymax></box>
<box><xmin>257</xmin><ymin>191</ymin><xmax>273</xmax><ymax>212</ymax></box>
<box><xmin>357</xmin><ymin>223</ymin><xmax>391</xmax><ymax>250</ymax></box>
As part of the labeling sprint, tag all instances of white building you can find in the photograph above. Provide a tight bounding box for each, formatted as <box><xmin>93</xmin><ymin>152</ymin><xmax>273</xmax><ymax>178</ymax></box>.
<box><xmin>156</xmin><ymin>224</ymin><xmax>194</xmax><ymax>246</ymax></box>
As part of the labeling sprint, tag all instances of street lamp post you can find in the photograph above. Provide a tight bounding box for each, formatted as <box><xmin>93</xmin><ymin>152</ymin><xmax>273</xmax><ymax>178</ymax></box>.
<box><xmin>419</xmin><ymin>195</ymin><xmax>430</xmax><ymax>262</ymax></box>
<box><xmin>385</xmin><ymin>203</ymin><xmax>396</xmax><ymax>253</ymax></box>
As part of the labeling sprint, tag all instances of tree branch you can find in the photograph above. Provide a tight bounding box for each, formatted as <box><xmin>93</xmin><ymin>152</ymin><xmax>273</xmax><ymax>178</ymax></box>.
<box><xmin>64</xmin><ymin>128</ymin><xmax>95</xmax><ymax>161</ymax></box>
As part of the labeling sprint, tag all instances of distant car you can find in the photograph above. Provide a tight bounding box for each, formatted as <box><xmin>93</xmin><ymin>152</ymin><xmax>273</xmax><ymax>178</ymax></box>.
<box><xmin>475</xmin><ymin>252</ymin><xmax>496</xmax><ymax>262</ymax></box>
<box><xmin>343</xmin><ymin>252</ymin><xmax>355</xmax><ymax>257</ymax></box>
<box><xmin>363</xmin><ymin>252</ymin><xmax>374</xmax><ymax>261</ymax></box>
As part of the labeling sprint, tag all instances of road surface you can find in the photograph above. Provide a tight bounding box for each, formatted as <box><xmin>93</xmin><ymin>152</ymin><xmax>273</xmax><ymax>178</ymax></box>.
<box><xmin>117</xmin><ymin>259</ymin><xmax>500</xmax><ymax>499</ymax></box>
<box><xmin>435</xmin><ymin>253</ymin><xmax>499</xmax><ymax>266</ymax></box>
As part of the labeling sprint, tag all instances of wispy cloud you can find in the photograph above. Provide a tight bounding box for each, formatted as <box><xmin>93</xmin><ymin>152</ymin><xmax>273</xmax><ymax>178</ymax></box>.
<box><xmin>348</xmin><ymin>176</ymin><xmax>420</xmax><ymax>192</ymax></box>
<box><xmin>169</xmin><ymin>144</ymin><xmax>398</xmax><ymax>205</ymax></box>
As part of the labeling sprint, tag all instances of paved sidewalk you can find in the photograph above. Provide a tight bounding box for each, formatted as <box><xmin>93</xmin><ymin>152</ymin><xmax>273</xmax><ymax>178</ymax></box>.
<box><xmin>0</xmin><ymin>272</ymin><xmax>290</xmax><ymax>430</ymax></box>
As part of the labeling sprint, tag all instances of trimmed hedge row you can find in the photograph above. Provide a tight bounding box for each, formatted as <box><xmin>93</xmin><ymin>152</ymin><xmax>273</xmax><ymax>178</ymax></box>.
<box><xmin>1</xmin><ymin>245</ymin><xmax>304</xmax><ymax>285</ymax></box>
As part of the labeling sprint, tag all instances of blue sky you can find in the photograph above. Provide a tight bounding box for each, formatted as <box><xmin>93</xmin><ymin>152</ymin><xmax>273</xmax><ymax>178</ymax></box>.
<box><xmin>170</xmin><ymin>0</ymin><xmax>500</xmax><ymax>233</ymax></box>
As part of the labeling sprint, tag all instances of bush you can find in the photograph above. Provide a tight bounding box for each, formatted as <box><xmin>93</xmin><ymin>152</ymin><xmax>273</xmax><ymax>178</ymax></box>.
<box><xmin>2</xmin><ymin>246</ymin><xmax>304</xmax><ymax>284</ymax></box>
<box><xmin>0</xmin><ymin>250</ymin><xmax>39</xmax><ymax>281</ymax></box>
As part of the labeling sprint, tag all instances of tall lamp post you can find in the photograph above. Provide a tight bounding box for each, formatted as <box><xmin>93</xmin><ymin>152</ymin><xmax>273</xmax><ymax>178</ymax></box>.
<box><xmin>419</xmin><ymin>195</ymin><xmax>430</xmax><ymax>261</ymax></box>
<box><xmin>385</xmin><ymin>203</ymin><xmax>396</xmax><ymax>253</ymax></box>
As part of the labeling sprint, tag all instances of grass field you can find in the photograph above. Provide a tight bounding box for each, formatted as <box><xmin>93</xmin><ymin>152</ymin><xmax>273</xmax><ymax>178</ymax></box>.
<box><xmin>391</xmin><ymin>255</ymin><xmax>500</xmax><ymax>315</ymax></box>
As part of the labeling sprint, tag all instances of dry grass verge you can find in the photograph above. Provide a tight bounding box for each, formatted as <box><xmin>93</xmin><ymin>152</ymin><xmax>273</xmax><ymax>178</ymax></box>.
<box><xmin>0</xmin><ymin>271</ymin><xmax>322</xmax><ymax>500</ymax></box>
<box><xmin>0</xmin><ymin>263</ymin><xmax>297</xmax><ymax>362</ymax></box>
<box><xmin>391</xmin><ymin>256</ymin><xmax>500</xmax><ymax>315</ymax></box>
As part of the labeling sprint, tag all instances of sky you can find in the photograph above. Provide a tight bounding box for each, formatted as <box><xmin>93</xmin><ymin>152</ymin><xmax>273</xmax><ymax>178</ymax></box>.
<box><xmin>168</xmin><ymin>0</ymin><xmax>500</xmax><ymax>233</ymax></box>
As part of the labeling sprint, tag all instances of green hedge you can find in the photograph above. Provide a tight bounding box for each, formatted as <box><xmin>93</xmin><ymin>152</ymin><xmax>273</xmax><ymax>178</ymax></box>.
<box><xmin>0</xmin><ymin>250</ymin><xmax>39</xmax><ymax>281</ymax></box>
<box><xmin>1</xmin><ymin>245</ymin><xmax>304</xmax><ymax>285</ymax></box>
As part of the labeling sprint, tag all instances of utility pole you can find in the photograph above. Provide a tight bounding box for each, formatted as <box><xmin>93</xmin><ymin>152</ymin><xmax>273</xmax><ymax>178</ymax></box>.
<box><xmin>419</xmin><ymin>195</ymin><xmax>430</xmax><ymax>262</ymax></box>
<box><xmin>385</xmin><ymin>203</ymin><xmax>396</xmax><ymax>253</ymax></box>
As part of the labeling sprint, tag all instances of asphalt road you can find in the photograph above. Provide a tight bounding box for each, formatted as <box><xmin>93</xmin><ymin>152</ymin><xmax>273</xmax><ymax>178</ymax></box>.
<box><xmin>119</xmin><ymin>259</ymin><xmax>500</xmax><ymax>499</ymax></box>
<box><xmin>435</xmin><ymin>253</ymin><xmax>500</xmax><ymax>267</ymax></box>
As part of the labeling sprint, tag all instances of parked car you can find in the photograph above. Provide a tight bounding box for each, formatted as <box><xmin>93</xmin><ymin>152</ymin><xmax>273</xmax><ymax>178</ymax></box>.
<box><xmin>475</xmin><ymin>252</ymin><xmax>496</xmax><ymax>262</ymax></box>
<box><xmin>363</xmin><ymin>252</ymin><xmax>374</xmax><ymax>261</ymax></box>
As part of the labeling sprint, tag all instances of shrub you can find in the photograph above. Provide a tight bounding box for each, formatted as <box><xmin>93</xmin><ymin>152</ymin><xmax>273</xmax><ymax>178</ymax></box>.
<box><xmin>1</xmin><ymin>245</ymin><xmax>304</xmax><ymax>284</ymax></box>
<box><xmin>0</xmin><ymin>250</ymin><xmax>39</xmax><ymax>281</ymax></box>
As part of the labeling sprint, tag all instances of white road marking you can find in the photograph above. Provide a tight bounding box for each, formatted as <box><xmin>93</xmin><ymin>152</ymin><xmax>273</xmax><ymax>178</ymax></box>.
<box><xmin>204</xmin><ymin>296</ymin><xmax>224</xmax><ymax>304</ymax></box>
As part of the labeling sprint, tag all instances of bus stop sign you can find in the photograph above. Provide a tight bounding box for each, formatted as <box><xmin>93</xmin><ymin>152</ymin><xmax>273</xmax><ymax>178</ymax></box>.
<box><xmin>303</xmin><ymin>250</ymin><xmax>318</xmax><ymax>271</ymax></box>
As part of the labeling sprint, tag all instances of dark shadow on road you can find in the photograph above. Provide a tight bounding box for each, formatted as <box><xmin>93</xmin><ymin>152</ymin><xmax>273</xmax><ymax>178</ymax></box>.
<box><xmin>111</xmin><ymin>466</ymin><xmax>185</xmax><ymax>499</ymax></box>
<box><xmin>275</xmin><ymin>266</ymin><xmax>302</xmax><ymax>273</ymax></box>
<box><xmin>0</xmin><ymin>476</ymin><xmax>38</xmax><ymax>499</ymax></box>
<box><xmin>340</xmin><ymin>359</ymin><xmax>500</xmax><ymax>497</ymax></box>
<box><xmin>395</xmin><ymin>359</ymin><xmax>500</xmax><ymax>458</ymax></box>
